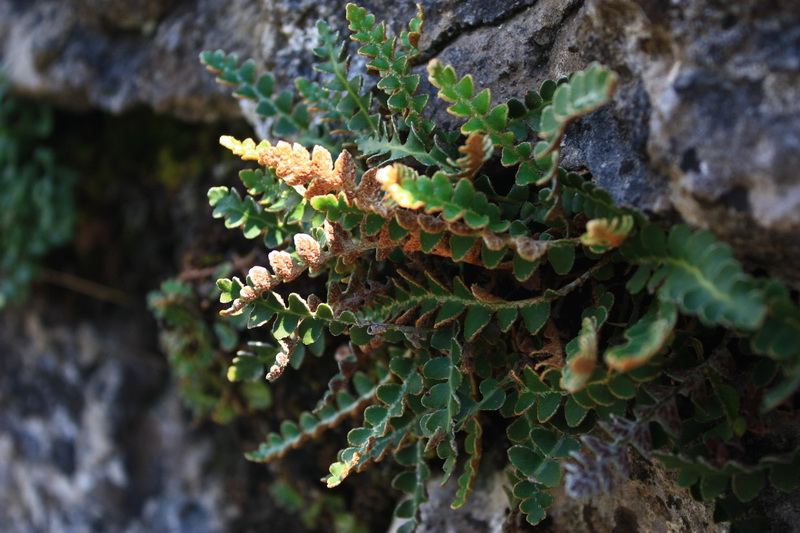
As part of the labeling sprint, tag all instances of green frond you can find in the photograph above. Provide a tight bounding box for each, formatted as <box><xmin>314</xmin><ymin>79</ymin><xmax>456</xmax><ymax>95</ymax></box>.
<box><xmin>450</xmin><ymin>416</ymin><xmax>483</xmax><ymax>509</ymax></box>
<box><xmin>392</xmin><ymin>440</ymin><xmax>430</xmax><ymax>533</ymax></box>
<box><xmin>380</xmin><ymin>167</ymin><xmax>510</xmax><ymax>231</ymax></box>
<box><xmin>346</xmin><ymin>3</ymin><xmax>430</xmax><ymax>127</ymax></box>
<box><xmin>604</xmin><ymin>300</ymin><xmax>677</xmax><ymax>372</ymax></box>
<box><xmin>200</xmin><ymin>50</ymin><xmax>312</xmax><ymax>137</ymax></box>
<box><xmin>507</xmin><ymin>412</ymin><xmax>579</xmax><ymax>525</ymax></box>
<box><xmin>420</xmin><ymin>341</ymin><xmax>463</xmax><ymax>482</ymax></box>
<box><xmin>621</xmin><ymin>223</ymin><xmax>767</xmax><ymax>331</ymax></box>
<box><xmin>536</xmin><ymin>62</ymin><xmax>618</xmax><ymax>154</ymax></box>
<box><xmin>359</xmin><ymin>272</ymin><xmax>555</xmax><ymax>344</ymax></box>
<box><xmin>652</xmin><ymin>449</ymin><xmax>800</xmax><ymax>502</ymax></box>
<box><xmin>208</xmin><ymin>186</ymin><xmax>293</xmax><ymax>247</ymax></box>
<box><xmin>532</xmin><ymin>63</ymin><xmax>618</xmax><ymax>185</ymax></box>
<box><xmin>355</xmin><ymin>124</ymin><xmax>451</xmax><ymax>169</ymax></box>
<box><xmin>246</xmin><ymin>365</ymin><xmax>390</xmax><ymax>462</ymax></box>
<box><xmin>306</xmin><ymin>19</ymin><xmax>380</xmax><ymax>134</ymax></box>
<box><xmin>325</xmin><ymin>352</ymin><xmax>426</xmax><ymax>487</ymax></box>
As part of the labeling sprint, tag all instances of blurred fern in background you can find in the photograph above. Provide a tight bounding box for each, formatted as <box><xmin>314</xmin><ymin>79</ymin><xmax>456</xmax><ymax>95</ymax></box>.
<box><xmin>0</xmin><ymin>70</ymin><xmax>76</xmax><ymax>307</ymax></box>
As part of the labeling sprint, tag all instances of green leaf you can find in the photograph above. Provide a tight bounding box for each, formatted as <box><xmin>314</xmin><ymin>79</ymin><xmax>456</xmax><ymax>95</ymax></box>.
<box><xmin>547</xmin><ymin>244</ymin><xmax>575</xmax><ymax>275</ymax></box>
<box><xmin>248</xmin><ymin>299</ymin><xmax>275</xmax><ymax>328</ymax></box>
<box><xmin>272</xmin><ymin>313</ymin><xmax>300</xmax><ymax>339</ymax></box>
<box><xmin>731</xmin><ymin>471</ymin><xmax>766</xmax><ymax>503</ymax></box>
<box><xmin>564</xmin><ymin>396</ymin><xmax>590</xmax><ymax>427</ymax></box>
<box><xmin>607</xmin><ymin>374</ymin><xmax>637</xmax><ymax>399</ymax></box>
<box><xmin>227</xmin><ymin>354</ymin><xmax>265</xmax><ymax>381</ymax></box>
<box><xmin>770</xmin><ymin>458</ymin><xmax>800</xmax><ymax>492</ymax></box>
<box><xmin>604</xmin><ymin>300</ymin><xmax>677</xmax><ymax>372</ymax></box>
<box><xmin>451</xmin><ymin>235</ymin><xmax>478</xmax><ymax>261</ymax></box>
<box><xmin>700</xmin><ymin>474</ymin><xmax>729</xmax><ymax>500</ymax></box>
<box><xmin>496</xmin><ymin>307</ymin><xmax>519</xmax><ymax>332</ymax></box>
<box><xmin>297</xmin><ymin>318</ymin><xmax>323</xmax><ymax>345</ymax></box>
<box><xmin>537</xmin><ymin>393</ymin><xmax>562</xmax><ymax>422</ymax></box>
<box><xmin>464</xmin><ymin>305</ymin><xmax>493</xmax><ymax>341</ymax></box>
<box><xmin>586</xmin><ymin>382</ymin><xmax>615</xmax><ymax>406</ymax></box>
<box><xmin>508</xmin><ymin>445</ymin><xmax>541</xmax><ymax>477</ymax></box>
<box><xmin>509</xmin><ymin>446</ymin><xmax>561</xmax><ymax>488</ymax></box>
<box><xmin>513</xmin><ymin>252</ymin><xmax>540</xmax><ymax>281</ymax></box>
<box><xmin>420</xmin><ymin>230</ymin><xmax>444</xmax><ymax>252</ymax></box>
<box><xmin>520</xmin><ymin>302</ymin><xmax>550</xmax><ymax>335</ymax></box>
<box><xmin>349</xmin><ymin>325</ymin><xmax>373</xmax><ymax>345</ymax></box>
<box><xmin>516</xmin><ymin>482</ymin><xmax>553</xmax><ymax>525</ymax></box>
<box><xmin>434</xmin><ymin>301</ymin><xmax>467</xmax><ymax>327</ymax></box>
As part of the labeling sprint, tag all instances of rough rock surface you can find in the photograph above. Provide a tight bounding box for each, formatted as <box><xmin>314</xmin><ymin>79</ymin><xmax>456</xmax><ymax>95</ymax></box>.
<box><xmin>578</xmin><ymin>0</ymin><xmax>800</xmax><ymax>282</ymax></box>
<box><xmin>0</xmin><ymin>305</ymin><xmax>223</xmax><ymax>532</ymax></box>
<box><xmin>391</xmin><ymin>458</ymin><xmax>725</xmax><ymax>533</ymax></box>
<box><xmin>1</xmin><ymin>0</ymin><xmax>799</xmax><ymax>531</ymax></box>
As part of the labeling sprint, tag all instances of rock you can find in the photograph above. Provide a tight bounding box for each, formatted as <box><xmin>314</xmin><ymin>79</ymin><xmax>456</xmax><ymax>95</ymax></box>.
<box><xmin>579</xmin><ymin>0</ymin><xmax>800</xmax><ymax>283</ymax></box>
<box><xmin>0</xmin><ymin>0</ymin><xmax>260</xmax><ymax>120</ymax></box>
<box><xmin>0</xmin><ymin>305</ymin><xmax>228</xmax><ymax>533</ymax></box>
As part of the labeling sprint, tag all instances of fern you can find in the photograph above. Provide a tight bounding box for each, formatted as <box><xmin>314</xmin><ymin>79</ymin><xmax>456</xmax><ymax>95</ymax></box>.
<box><xmin>621</xmin><ymin>223</ymin><xmax>767</xmax><ymax>330</ymax></box>
<box><xmin>148</xmin><ymin>3</ymin><xmax>800</xmax><ymax>530</ymax></box>
<box><xmin>247</xmin><ymin>366</ymin><xmax>390</xmax><ymax>462</ymax></box>
<box><xmin>0</xmin><ymin>72</ymin><xmax>76</xmax><ymax>307</ymax></box>
<box><xmin>201</xmin><ymin>51</ymin><xmax>313</xmax><ymax>138</ymax></box>
<box><xmin>346</xmin><ymin>4</ymin><xmax>429</xmax><ymax>129</ymax></box>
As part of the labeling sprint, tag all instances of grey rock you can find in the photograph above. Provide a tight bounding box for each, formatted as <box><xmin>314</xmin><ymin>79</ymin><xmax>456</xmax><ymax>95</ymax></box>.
<box><xmin>0</xmin><ymin>307</ymin><xmax>230</xmax><ymax>533</ymax></box>
<box><xmin>580</xmin><ymin>0</ymin><xmax>800</xmax><ymax>282</ymax></box>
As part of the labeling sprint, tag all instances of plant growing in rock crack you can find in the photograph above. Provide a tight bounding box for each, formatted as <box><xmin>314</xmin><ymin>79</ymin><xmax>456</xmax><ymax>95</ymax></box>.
<box><xmin>155</xmin><ymin>3</ymin><xmax>800</xmax><ymax>530</ymax></box>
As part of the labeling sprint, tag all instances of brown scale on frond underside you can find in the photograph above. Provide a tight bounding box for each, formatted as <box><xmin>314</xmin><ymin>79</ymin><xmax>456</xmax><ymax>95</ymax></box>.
<box><xmin>257</xmin><ymin>142</ymin><xmax>356</xmax><ymax>198</ymax></box>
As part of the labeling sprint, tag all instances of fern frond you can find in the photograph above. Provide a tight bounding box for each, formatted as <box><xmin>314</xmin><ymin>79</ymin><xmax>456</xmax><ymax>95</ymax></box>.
<box><xmin>451</xmin><ymin>416</ymin><xmax>483</xmax><ymax>509</ymax></box>
<box><xmin>355</xmin><ymin>122</ymin><xmax>451</xmax><ymax>169</ymax></box>
<box><xmin>750</xmin><ymin>280</ymin><xmax>800</xmax><ymax>409</ymax></box>
<box><xmin>325</xmin><ymin>352</ymin><xmax>426</xmax><ymax>487</ymax></box>
<box><xmin>253</xmin><ymin>141</ymin><xmax>357</xmax><ymax>199</ymax></box>
<box><xmin>537</xmin><ymin>62</ymin><xmax>618</xmax><ymax>154</ymax></box>
<box><xmin>420</xmin><ymin>341</ymin><xmax>471</xmax><ymax>483</ymax></box>
<box><xmin>427</xmin><ymin>60</ymin><xmax>578</xmax><ymax>186</ymax></box>
<box><xmin>303</xmin><ymin>19</ymin><xmax>380</xmax><ymax>134</ymax></box>
<box><xmin>346</xmin><ymin>3</ymin><xmax>430</xmax><ymax>128</ymax></box>
<box><xmin>621</xmin><ymin>223</ymin><xmax>767</xmax><ymax>331</ymax></box>
<box><xmin>527</xmin><ymin>63</ymin><xmax>619</xmax><ymax>186</ymax></box>
<box><xmin>360</xmin><ymin>271</ymin><xmax>555</xmax><ymax>344</ymax></box>
<box><xmin>507</xmin><ymin>412</ymin><xmax>580</xmax><ymax>525</ymax></box>
<box><xmin>377</xmin><ymin>165</ymin><xmax>510</xmax><ymax>231</ymax></box>
<box><xmin>246</xmin><ymin>365</ymin><xmax>390</xmax><ymax>462</ymax></box>
<box><xmin>200</xmin><ymin>50</ymin><xmax>312</xmax><ymax>137</ymax></box>
<box><xmin>392</xmin><ymin>440</ymin><xmax>430</xmax><ymax>533</ymax></box>
<box><xmin>604</xmin><ymin>300</ymin><xmax>677</xmax><ymax>372</ymax></box>
<box><xmin>208</xmin><ymin>186</ymin><xmax>295</xmax><ymax>247</ymax></box>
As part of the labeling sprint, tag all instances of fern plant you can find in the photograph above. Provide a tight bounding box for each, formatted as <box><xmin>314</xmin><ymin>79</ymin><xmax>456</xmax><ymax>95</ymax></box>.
<box><xmin>0</xmin><ymin>70</ymin><xmax>76</xmax><ymax>307</ymax></box>
<box><xmin>175</xmin><ymin>3</ymin><xmax>800</xmax><ymax>530</ymax></box>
